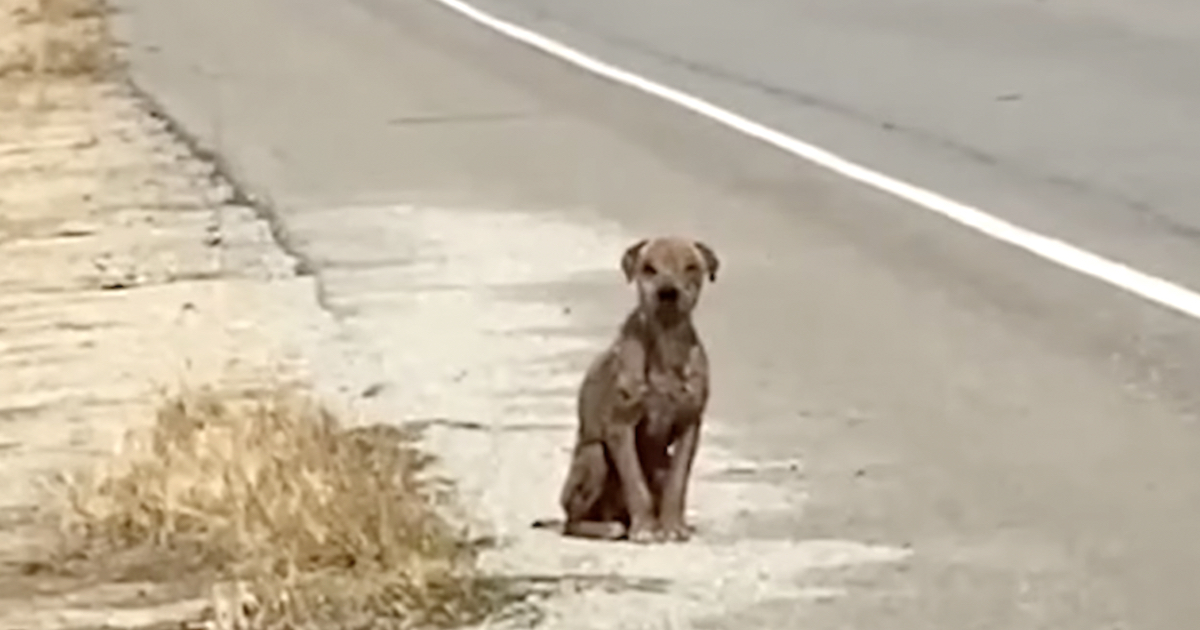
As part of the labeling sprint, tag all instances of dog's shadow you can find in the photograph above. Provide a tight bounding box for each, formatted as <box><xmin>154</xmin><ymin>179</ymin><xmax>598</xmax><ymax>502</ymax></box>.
<box><xmin>528</xmin><ymin>517</ymin><xmax>699</xmax><ymax>541</ymax></box>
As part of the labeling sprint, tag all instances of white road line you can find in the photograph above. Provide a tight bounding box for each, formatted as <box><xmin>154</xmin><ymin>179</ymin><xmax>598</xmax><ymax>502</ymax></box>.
<box><xmin>429</xmin><ymin>0</ymin><xmax>1200</xmax><ymax>322</ymax></box>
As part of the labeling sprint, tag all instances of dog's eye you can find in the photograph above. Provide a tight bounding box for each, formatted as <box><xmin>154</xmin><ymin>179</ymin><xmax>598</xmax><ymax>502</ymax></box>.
<box><xmin>641</xmin><ymin>263</ymin><xmax>657</xmax><ymax>276</ymax></box>
<box><xmin>685</xmin><ymin>263</ymin><xmax>701</xmax><ymax>274</ymax></box>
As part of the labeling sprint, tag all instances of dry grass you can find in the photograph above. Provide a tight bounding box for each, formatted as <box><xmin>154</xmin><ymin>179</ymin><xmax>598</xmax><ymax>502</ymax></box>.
<box><xmin>54</xmin><ymin>384</ymin><xmax>517</xmax><ymax>629</ymax></box>
<box><xmin>0</xmin><ymin>0</ymin><xmax>116</xmax><ymax>80</ymax></box>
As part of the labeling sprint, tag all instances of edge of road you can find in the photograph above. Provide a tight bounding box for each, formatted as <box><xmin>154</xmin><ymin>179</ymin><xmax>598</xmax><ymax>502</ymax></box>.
<box><xmin>426</xmin><ymin>0</ymin><xmax>1200</xmax><ymax>323</ymax></box>
<box><xmin>119</xmin><ymin>77</ymin><xmax>318</xmax><ymax>278</ymax></box>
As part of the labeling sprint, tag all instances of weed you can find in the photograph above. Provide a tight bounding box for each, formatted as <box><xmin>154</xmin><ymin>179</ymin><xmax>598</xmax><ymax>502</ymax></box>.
<box><xmin>0</xmin><ymin>0</ymin><xmax>115</xmax><ymax>79</ymax></box>
<box><xmin>56</xmin><ymin>385</ymin><xmax>516</xmax><ymax>629</ymax></box>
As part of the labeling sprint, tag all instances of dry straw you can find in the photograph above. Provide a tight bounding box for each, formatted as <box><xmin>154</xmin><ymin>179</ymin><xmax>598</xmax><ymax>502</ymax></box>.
<box><xmin>57</xmin><ymin>385</ymin><xmax>515</xmax><ymax>629</ymax></box>
<box><xmin>0</xmin><ymin>0</ymin><xmax>116</xmax><ymax>80</ymax></box>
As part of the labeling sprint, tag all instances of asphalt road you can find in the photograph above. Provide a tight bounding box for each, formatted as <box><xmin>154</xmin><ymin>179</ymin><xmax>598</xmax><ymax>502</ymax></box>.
<box><xmin>112</xmin><ymin>0</ymin><xmax>1200</xmax><ymax>627</ymax></box>
<box><xmin>461</xmin><ymin>0</ymin><xmax>1200</xmax><ymax>293</ymax></box>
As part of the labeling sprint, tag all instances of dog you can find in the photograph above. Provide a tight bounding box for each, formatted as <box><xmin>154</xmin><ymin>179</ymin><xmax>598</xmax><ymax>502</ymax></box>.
<box><xmin>537</xmin><ymin>236</ymin><xmax>719</xmax><ymax>544</ymax></box>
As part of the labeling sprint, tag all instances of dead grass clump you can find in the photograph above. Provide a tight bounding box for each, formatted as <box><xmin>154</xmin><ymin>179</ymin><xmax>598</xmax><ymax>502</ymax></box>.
<box><xmin>56</xmin><ymin>385</ymin><xmax>514</xmax><ymax>629</ymax></box>
<box><xmin>0</xmin><ymin>0</ymin><xmax>116</xmax><ymax>79</ymax></box>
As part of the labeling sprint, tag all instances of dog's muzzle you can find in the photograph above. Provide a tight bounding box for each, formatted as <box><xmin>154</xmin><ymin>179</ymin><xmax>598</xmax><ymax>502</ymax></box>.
<box><xmin>656</xmin><ymin>286</ymin><xmax>680</xmax><ymax>303</ymax></box>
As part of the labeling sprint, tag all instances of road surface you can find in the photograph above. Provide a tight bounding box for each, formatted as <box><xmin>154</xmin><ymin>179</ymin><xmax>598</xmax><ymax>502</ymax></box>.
<box><xmin>111</xmin><ymin>0</ymin><xmax>1200</xmax><ymax>627</ymax></box>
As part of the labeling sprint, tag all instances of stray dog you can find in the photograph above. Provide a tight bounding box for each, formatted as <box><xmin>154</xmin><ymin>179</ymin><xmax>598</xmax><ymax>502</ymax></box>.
<box><xmin>536</xmin><ymin>236</ymin><xmax>719</xmax><ymax>543</ymax></box>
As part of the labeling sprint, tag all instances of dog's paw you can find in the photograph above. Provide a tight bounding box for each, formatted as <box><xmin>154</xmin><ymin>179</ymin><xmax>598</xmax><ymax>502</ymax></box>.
<box><xmin>627</xmin><ymin>519</ymin><xmax>660</xmax><ymax>544</ymax></box>
<box><xmin>658</xmin><ymin>520</ymin><xmax>694</xmax><ymax>543</ymax></box>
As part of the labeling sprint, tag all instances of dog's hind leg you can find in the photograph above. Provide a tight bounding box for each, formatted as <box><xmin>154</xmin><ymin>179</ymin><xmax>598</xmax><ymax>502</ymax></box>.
<box><xmin>559</xmin><ymin>442</ymin><xmax>627</xmax><ymax>540</ymax></box>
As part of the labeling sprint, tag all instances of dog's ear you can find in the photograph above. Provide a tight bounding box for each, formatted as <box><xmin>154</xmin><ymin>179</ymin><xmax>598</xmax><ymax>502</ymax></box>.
<box><xmin>693</xmin><ymin>241</ymin><xmax>720</xmax><ymax>282</ymax></box>
<box><xmin>621</xmin><ymin>239</ymin><xmax>648</xmax><ymax>282</ymax></box>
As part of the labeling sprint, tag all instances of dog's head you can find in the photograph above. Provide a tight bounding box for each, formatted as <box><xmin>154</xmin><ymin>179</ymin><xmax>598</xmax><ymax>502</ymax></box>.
<box><xmin>621</xmin><ymin>236</ymin><xmax>719</xmax><ymax>323</ymax></box>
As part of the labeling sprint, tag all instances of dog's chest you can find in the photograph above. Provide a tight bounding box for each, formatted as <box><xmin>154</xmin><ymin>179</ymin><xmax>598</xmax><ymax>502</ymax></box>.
<box><xmin>642</xmin><ymin>365</ymin><xmax>687</xmax><ymax>442</ymax></box>
<box><xmin>635</xmin><ymin>323</ymin><xmax>697</xmax><ymax>442</ymax></box>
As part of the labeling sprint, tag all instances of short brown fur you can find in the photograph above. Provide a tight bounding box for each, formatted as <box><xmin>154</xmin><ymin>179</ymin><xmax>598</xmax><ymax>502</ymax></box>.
<box><xmin>545</xmin><ymin>236</ymin><xmax>719</xmax><ymax>543</ymax></box>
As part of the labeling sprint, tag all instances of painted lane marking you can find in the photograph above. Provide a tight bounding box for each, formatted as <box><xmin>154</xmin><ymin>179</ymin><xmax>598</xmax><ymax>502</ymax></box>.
<box><xmin>429</xmin><ymin>0</ymin><xmax>1200</xmax><ymax>321</ymax></box>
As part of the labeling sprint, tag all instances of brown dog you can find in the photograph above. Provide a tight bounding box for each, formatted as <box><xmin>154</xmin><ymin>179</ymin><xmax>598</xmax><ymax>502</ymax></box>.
<box><xmin>548</xmin><ymin>236</ymin><xmax>719</xmax><ymax>543</ymax></box>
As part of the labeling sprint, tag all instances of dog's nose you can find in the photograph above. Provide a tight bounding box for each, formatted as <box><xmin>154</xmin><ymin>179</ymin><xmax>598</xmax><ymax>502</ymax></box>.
<box><xmin>657</xmin><ymin>286</ymin><xmax>680</xmax><ymax>302</ymax></box>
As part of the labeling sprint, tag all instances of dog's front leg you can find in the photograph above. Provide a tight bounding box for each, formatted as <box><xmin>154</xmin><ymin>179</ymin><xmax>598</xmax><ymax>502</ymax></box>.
<box><xmin>658</xmin><ymin>419</ymin><xmax>700</xmax><ymax>542</ymax></box>
<box><xmin>605</xmin><ymin>336</ymin><xmax>658</xmax><ymax>542</ymax></box>
<box><xmin>606</xmin><ymin>410</ymin><xmax>658</xmax><ymax>543</ymax></box>
<box><xmin>676</xmin><ymin>344</ymin><xmax>710</xmax><ymax>417</ymax></box>
<box><xmin>659</xmin><ymin>346</ymin><xmax>709</xmax><ymax>542</ymax></box>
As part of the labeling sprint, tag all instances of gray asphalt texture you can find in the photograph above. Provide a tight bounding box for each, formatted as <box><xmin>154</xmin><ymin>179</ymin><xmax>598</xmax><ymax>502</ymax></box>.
<box><xmin>112</xmin><ymin>0</ymin><xmax>1200</xmax><ymax>627</ymax></box>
